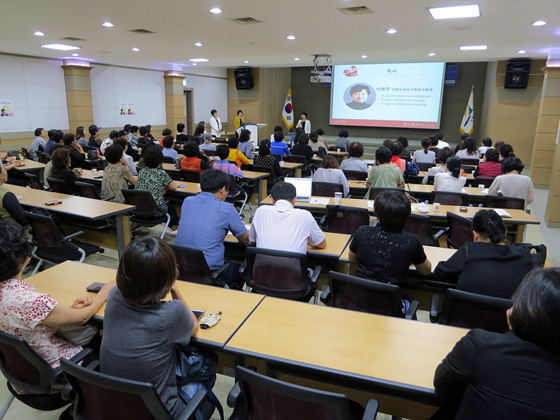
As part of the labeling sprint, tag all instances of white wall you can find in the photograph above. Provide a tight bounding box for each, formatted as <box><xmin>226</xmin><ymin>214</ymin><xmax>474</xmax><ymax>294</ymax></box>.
<box><xmin>184</xmin><ymin>67</ymin><xmax>228</xmax><ymax>125</ymax></box>
<box><xmin>0</xmin><ymin>54</ymin><xmax>68</xmax><ymax>133</ymax></box>
<box><xmin>91</xmin><ymin>65</ymin><xmax>166</xmax><ymax>127</ymax></box>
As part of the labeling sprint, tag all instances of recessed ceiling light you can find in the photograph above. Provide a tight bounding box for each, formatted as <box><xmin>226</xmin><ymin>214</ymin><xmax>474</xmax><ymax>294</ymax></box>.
<box><xmin>286</xmin><ymin>35</ymin><xmax>296</xmax><ymax>40</ymax></box>
<box><xmin>361</xmin><ymin>55</ymin><xmax>368</xmax><ymax>59</ymax></box>
<box><xmin>294</xmin><ymin>57</ymin><xmax>300</xmax><ymax>61</ymax></box>
<box><xmin>460</xmin><ymin>45</ymin><xmax>487</xmax><ymax>50</ymax></box>
<box><xmin>131</xmin><ymin>47</ymin><xmax>140</xmax><ymax>52</ymax></box>
<box><xmin>41</xmin><ymin>44</ymin><xmax>80</xmax><ymax>51</ymax></box>
<box><xmin>189</xmin><ymin>58</ymin><xmax>210</xmax><ymax>62</ymax></box>
<box><xmin>532</xmin><ymin>20</ymin><xmax>546</xmax><ymax>26</ymax></box>
<box><xmin>428</xmin><ymin>4</ymin><xmax>480</xmax><ymax>20</ymax></box>
<box><xmin>518</xmin><ymin>50</ymin><xmax>527</xmax><ymax>54</ymax></box>
<box><xmin>102</xmin><ymin>22</ymin><xmax>114</xmax><ymax>27</ymax></box>
<box><xmin>209</xmin><ymin>7</ymin><xmax>222</xmax><ymax>14</ymax></box>
<box><xmin>386</xmin><ymin>28</ymin><xmax>397</xmax><ymax>34</ymax></box>
<box><xmin>243</xmin><ymin>60</ymin><xmax>249</xmax><ymax>64</ymax></box>
<box><xmin>34</xmin><ymin>31</ymin><xmax>45</xmax><ymax>37</ymax></box>
<box><xmin>72</xmin><ymin>53</ymin><xmax>80</xmax><ymax>57</ymax></box>
<box><xmin>192</xmin><ymin>63</ymin><xmax>198</xmax><ymax>66</ymax></box>
<box><xmin>194</xmin><ymin>42</ymin><xmax>203</xmax><ymax>47</ymax></box>
<box><xmin>428</xmin><ymin>52</ymin><xmax>436</xmax><ymax>56</ymax></box>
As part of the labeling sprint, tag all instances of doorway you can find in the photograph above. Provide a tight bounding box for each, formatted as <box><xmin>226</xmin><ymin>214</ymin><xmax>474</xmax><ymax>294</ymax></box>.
<box><xmin>183</xmin><ymin>89</ymin><xmax>194</xmax><ymax>134</ymax></box>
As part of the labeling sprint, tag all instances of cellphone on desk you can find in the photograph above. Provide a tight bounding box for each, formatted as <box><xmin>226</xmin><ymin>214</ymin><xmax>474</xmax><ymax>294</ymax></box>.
<box><xmin>178</xmin><ymin>184</ymin><xmax>187</xmax><ymax>188</ymax></box>
<box><xmin>44</xmin><ymin>200</ymin><xmax>62</xmax><ymax>206</ymax></box>
<box><xmin>192</xmin><ymin>309</ymin><xmax>205</xmax><ymax>321</ymax></box>
<box><xmin>86</xmin><ymin>282</ymin><xmax>105</xmax><ymax>293</ymax></box>
<box><xmin>93</xmin><ymin>175</ymin><xmax>103</xmax><ymax>179</ymax></box>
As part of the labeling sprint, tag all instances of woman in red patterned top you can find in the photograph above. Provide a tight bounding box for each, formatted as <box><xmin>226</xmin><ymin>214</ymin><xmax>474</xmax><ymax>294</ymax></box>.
<box><xmin>474</xmin><ymin>149</ymin><xmax>502</xmax><ymax>178</ymax></box>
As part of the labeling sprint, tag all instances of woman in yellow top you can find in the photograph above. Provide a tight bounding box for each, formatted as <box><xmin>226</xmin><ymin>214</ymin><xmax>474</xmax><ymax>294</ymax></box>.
<box><xmin>234</xmin><ymin>110</ymin><xmax>245</xmax><ymax>129</ymax></box>
<box><xmin>227</xmin><ymin>137</ymin><xmax>249</xmax><ymax>168</ymax></box>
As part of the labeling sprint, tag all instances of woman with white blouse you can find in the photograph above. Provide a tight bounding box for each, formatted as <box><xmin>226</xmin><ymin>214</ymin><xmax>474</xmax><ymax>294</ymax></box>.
<box><xmin>434</xmin><ymin>156</ymin><xmax>466</xmax><ymax>192</ymax></box>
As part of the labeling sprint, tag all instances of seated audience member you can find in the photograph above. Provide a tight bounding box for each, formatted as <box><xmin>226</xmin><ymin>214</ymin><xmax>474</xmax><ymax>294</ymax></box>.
<box><xmin>238</xmin><ymin>129</ymin><xmax>253</xmax><ymax>159</ymax></box>
<box><xmin>341</xmin><ymin>142</ymin><xmax>368</xmax><ymax>172</ymax></box>
<box><xmin>129</xmin><ymin>126</ymin><xmax>140</xmax><ymax>148</ymax></box>
<box><xmin>62</xmin><ymin>132</ymin><xmax>86</xmax><ymax>169</ymax></box>
<box><xmin>315</xmin><ymin>128</ymin><xmax>329</xmax><ymax>149</ymax></box>
<box><xmin>366</xmin><ymin>147</ymin><xmax>405</xmax><ymax>195</ymax></box>
<box><xmin>396</xmin><ymin>136</ymin><xmax>411</xmax><ymax>159</ymax></box>
<box><xmin>428</xmin><ymin>134</ymin><xmax>440</xmax><ymax>156</ymax></box>
<box><xmin>134</xmin><ymin>146</ymin><xmax>179</xmax><ymax>228</ymax></box>
<box><xmin>422</xmin><ymin>148</ymin><xmax>453</xmax><ymax>184</ymax></box>
<box><xmin>100</xmin><ymin>130</ymin><xmax>118</xmax><ymax>156</ymax></box>
<box><xmin>312</xmin><ymin>155</ymin><xmax>349</xmax><ymax>197</ymax></box>
<box><xmin>433</xmin><ymin>156</ymin><xmax>466</xmax><ymax>193</ymax></box>
<box><xmin>175</xmin><ymin>123</ymin><xmax>188</xmax><ymax>144</ymax></box>
<box><xmin>0</xmin><ymin>220</ymin><xmax>114</xmax><ymax>376</ymax></box>
<box><xmin>75</xmin><ymin>126</ymin><xmax>88</xmax><ymax>148</ymax></box>
<box><xmin>434</xmin><ymin>209</ymin><xmax>534</xmax><ymax>298</ymax></box>
<box><xmin>309</xmin><ymin>131</ymin><xmax>328</xmax><ymax>155</ymax></box>
<box><xmin>487</xmin><ymin>157</ymin><xmax>534</xmax><ymax>208</ymax></box>
<box><xmin>270</xmin><ymin>132</ymin><xmax>291</xmax><ymax>160</ymax></box>
<box><xmin>193</xmin><ymin>122</ymin><xmax>206</xmax><ymax>144</ymax></box>
<box><xmin>113</xmin><ymin>137</ymin><xmax>138</xmax><ymax>176</ymax></box>
<box><xmin>474</xmin><ymin>148</ymin><xmax>502</xmax><ymax>178</ymax></box>
<box><xmin>493</xmin><ymin>140</ymin><xmax>505</xmax><ymax>157</ymax></box>
<box><xmin>158</xmin><ymin>128</ymin><xmax>173</xmax><ymax>147</ymax></box>
<box><xmin>0</xmin><ymin>163</ymin><xmax>28</xmax><ymax>226</ymax></box>
<box><xmin>175</xmin><ymin>170</ymin><xmax>249</xmax><ymax>287</ymax></box>
<box><xmin>29</xmin><ymin>127</ymin><xmax>47</xmax><ymax>161</ymax></box>
<box><xmin>270</xmin><ymin>125</ymin><xmax>283</xmax><ymax>142</ymax></box>
<box><xmin>478</xmin><ymin>136</ymin><xmax>493</xmax><ymax>156</ymax></box>
<box><xmin>137</xmin><ymin>142</ymin><xmax>156</xmax><ymax>169</ymax></box>
<box><xmin>499</xmin><ymin>143</ymin><xmax>515</xmax><ymax>161</ymax></box>
<box><xmin>227</xmin><ymin>137</ymin><xmax>249</xmax><ymax>168</ymax></box>
<box><xmin>162</xmin><ymin>135</ymin><xmax>178</xmax><ymax>163</ymax></box>
<box><xmin>412</xmin><ymin>137</ymin><xmax>436</xmax><ymax>164</ymax></box>
<box><xmin>199</xmin><ymin>132</ymin><xmax>216</xmax><ymax>152</ymax></box>
<box><xmin>180</xmin><ymin>140</ymin><xmax>211</xmax><ymax>173</ymax></box>
<box><xmin>102</xmin><ymin>144</ymin><xmax>137</xmax><ymax>203</ymax></box>
<box><xmin>88</xmin><ymin>124</ymin><xmax>102</xmax><ymax>148</ymax></box>
<box><xmin>137</xmin><ymin>126</ymin><xmax>149</xmax><ymax>147</ymax></box>
<box><xmin>433</xmin><ymin>268</ymin><xmax>560</xmax><ymax>419</ymax></box>
<box><xmin>334</xmin><ymin>130</ymin><xmax>350</xmax><ymax>152</ymax></box>
<box><xmin>100</xmin><ymin>236</ymin><xmax>199</xmax><ymax>418</ymax></box>
<box><xmin>348</xmin><ymin>190</ymin><xmax>431</xmax><ymax>309</ymax></box>
<box><xmin>249</xmin><ymin>182</ymin><xmax>326</xmax><ymax>253</ymax></box>
<box><xmin>214</xmin><ymin>144</ymin><xmax>243</xmax><ymax>178</ymax></box>
<box><xmin>388</xmin><ymin>142</ymin><xmax>406</xmax><ymax>173</ymax></box>
<box><xmin>454</xmin><ymin>133</ymin><xmax>469</xmax><ymax>154</ymax></box>
<box><xmin>145</xmin><ymin>124</ymin><xmax>154</xmax><ymax>140</ymax></box>
<box><xmin>291</xmin><ymin>133</ymin><xmax>314</xmax><ymax>162</ymax></box>
<box><xmin>118</xmin><ymin>130</ymin><xmax>140</xmax><ymax>162</ymax></box>
<box><xmin>50</xmin><ymin>147</ymin><xmax>83</xmax><ymax>193</ymax></box>
<box><xmin>253</xmin><ymin>143</ymin><xmax>284</xmax><ymax>181</ymax></box>
<box><xmin>455</xmin><ymin>136</ymin><xmax>479</xmax><ymax>159</ymax></box>
<box><xmin>435</xmin><ymin>131</ymin><xmax>450</xmax><ymax>149</ymax></box>
<box><xmin>44</xmin><ymin>129</ymin><xmax>63</xmax><ymax>155</ymax></box>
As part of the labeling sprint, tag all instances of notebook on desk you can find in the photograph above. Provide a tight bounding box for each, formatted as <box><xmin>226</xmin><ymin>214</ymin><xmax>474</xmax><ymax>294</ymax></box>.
<box><xmin>285</xmin><ymin>178</ymin><xmax>312</xmax><ymax>202</ymax></box>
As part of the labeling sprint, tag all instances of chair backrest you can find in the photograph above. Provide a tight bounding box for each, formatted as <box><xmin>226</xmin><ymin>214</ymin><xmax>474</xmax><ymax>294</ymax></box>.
<box><xmin>0</xmin><ymin>331</ymin><xmax>58</xmax><ymax>394</ymax></box>
<box><xmin>47</xmin><ymin>177</ymin><xmax>74</xmax><ymax>195</ymax></box>
<box><xmin>180</xmin><ymin>169</ymin><xmax>201</xmax><ymax>183</ymax></box>
<box><xmin>342</xmin><ymin>170</ymin><xmax>367</xmax><ymax>181</ymax></box>
<box><xmin>416</xmin><ymin>162</ymin><xmax>435</xmax><ymax>172</ymax></box>
<box><xmin>485</xmin><ymin>195</ymin><xmax>525</xmax><ymax>210</ymax></box>
<box><xmin>270</xmin><ymin>153</ymin><xmax>282</xmax><ymax>164</ymax></box>
<box><xmin>204</xmin><ymin>150</ymin><xmax>216</xmax><ymax>156</ymax></box>
<box><xmin>162</xmin><ymin>156</ymin><xmax>175</xmax><ymax>164</ymax></box>
<box><xmin>227</xmin><ymin>174</ymin><xmax>243</xmax><ymax>198</ymax></box>
<box><xmin>24</xmin><ymin>172</ymin><xmax>44</xmax><ymax>190</ymax></box>
<box><xmin>403</xmin><ymin>213</ymin><xmax>437</xmax><ymax>246</ymax></box>
<box><xmin>252</xmin><ymin>165</ymin><xmax>275</xmax><ymax>188</ymax></box>
<box><xmin>234</xmin><ymin>366</ymin><xmax>365</xmax><ymax>420</ymax></box>
<box><xmin>285</xmin><ymin>154</ymin><xmax>309</xmax><ymax>171</ymax></box>
<box><xmin>121</xmin><ymin>189</ymin><xmax>160</xmax><ymax>217</ymax></box>
<box><xmin>324</xmin><ymin>205</ymin><xmax>369</xmax><ymax>234</ymax></box>
<box><xmin>59</xmin><ymin>358</ymin><xmax>174</xmax><ymax>420</ymax></box>
<box><xmin>21</xmin><ymin>147</ymin><xmax>31</xmax><ymax>160</ymax></box>
<box><xmin>24</xmin><ymin>211</ymin><xmax>66</xmax><ymax>250</ymax></box>
<box><xmin>446</xmin><ymin>212</ymin><xmax>473</xmax><ymax>249</ymax></box>
<box><xmin>75</xmin><ymin>181</ymin><xmax>102</xmax><ymax>200</ymax></box>
<box><xmin>460</xmin><ymin>158</ymin><xmax>480</xmax><ymax>166</ymax></box>
<box><xmin>430</xmin><ymin>191</ymin><xmax>469</xmax><ymax>206</ymax></box>
<box><xmin>169</xmin><ymin>244</ymin><xmax>213</xmax><ymax>285</ymax></box>
<box><xmin>438</xmin><ymin>289</ymin><xmax>512</xmax><ymax>333</ymax></box>
<box><xmin>367</xmin><ymin>187</ymin><xmax>405</xmax><ymax>200</ymax></box>
<box><xmin>36</xmin><ymin>150</ymin><xmax>50</xmax><ymax>164</ymax></box>
<box><xmin>461</xmin><ymin>165</ymin><xmax>476</xmax><ymax>174</ymax></box>
<box><xmin>475</xmin><ymin>177</ymin><xmax>495</xmax><ymax>188</ymax></box>
<box><xmin>243</xmin><ymin>247</ymin><xmax>310</xmax><ymax>300</ymax></box>
<box><xmin>325</xmin><ymin>272</ymin><xmax>405</xmax><ymax>318</ymax></box>
<box><xmin>312</xmin><ymin>182</ymin><xmax>343</xmax><ymax>197</ymax></box>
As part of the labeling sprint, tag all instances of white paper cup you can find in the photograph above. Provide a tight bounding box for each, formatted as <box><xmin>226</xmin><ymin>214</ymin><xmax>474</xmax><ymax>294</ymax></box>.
<box><xmin>479</xmin><ymin>184</ymin><xmax>484</xmax><ymax>191</ymax></box>
<box><xmin>433</xmin><ymin>202</ymin><xmax>441</xmax><ymax>211</ymax></box>
<box><xmin>337</xmin><ymin>148</ymin><xmax>341</xmax><ymax>153</ymax></box>
<box><xmin>334</xmin><ymin>192</ymin><xmax>342</xmax><ymax>205</ymax></box>
<box><xmin>280</xmin><ymin>161</ymin><xmax>285</xmax><ymax>167</ymax></box>
<box><xmin>92</xmin><ymin>168</ymin><xmax>98</xmax><ymax>174</ymax></box>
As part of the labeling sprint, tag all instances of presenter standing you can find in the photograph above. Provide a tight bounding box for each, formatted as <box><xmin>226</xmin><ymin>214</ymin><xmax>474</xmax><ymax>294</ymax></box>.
<box><xmin>234</xmin><ymin>110</ymin><xmax>245</xmax><ymax>129</ymax></box>
<box><xmin>209</xmin><ymin>109</ymin><xmax>223</xmax><ymax>138</ymax></box>
<box><xmin>296</xmin><ymin>112</ymin><xmax>311</xmax><ymax>134</ymax></box>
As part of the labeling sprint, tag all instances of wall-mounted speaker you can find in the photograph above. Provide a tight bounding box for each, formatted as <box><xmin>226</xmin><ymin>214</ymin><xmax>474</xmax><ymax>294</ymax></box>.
<box><xmin>234</xmin><ymin>67</ymin><xmax>254</xmax><ymax>90</ymax></box>
<box><xmin>504</xmin><ymin>59</ymin><xmax>531</xmax><ymax>89</ymax></box>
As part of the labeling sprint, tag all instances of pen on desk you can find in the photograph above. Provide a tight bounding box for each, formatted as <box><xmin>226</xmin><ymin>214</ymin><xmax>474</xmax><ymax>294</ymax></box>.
<box><xmin>217</xmin><ymin>311</ymin><xmax>222</xmax><ymax>316</ymax></box>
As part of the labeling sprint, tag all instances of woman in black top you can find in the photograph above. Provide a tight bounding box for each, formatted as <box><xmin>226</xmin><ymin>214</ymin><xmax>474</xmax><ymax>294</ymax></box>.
<box><xmin>254</xmin><ymin>143</ymin><xmax>284</xmax><ymax>181</ymax></box>
<box><xmin>50</xmin><ymin>147</ymin><xmax>83</xmax><ymax>193</ymax></box>
<box><xmin>434</xmin><ymin>209</ymin><xmax>534</xmax><ymax>298</ymax></box>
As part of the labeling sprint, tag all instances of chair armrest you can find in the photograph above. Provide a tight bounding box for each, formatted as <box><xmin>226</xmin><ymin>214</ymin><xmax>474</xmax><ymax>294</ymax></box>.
<box><xmin>319</xmin><ymin>286</ymin><xmax>330</xmax><ymax>304</ymax></box>
<box><xmin>238</xmin><ymin>259</ymin><xmax>247</xmax><ymax>275</ymax></box>
<box><xmin>404</xmin><ymin>300</ymin><xmax>420</xmax><ymax>320</ymax></box>
<box><xmin>51</xmin><ymin>348</ymin><xmax>93</xmax><ymax>386</ymax></box>
<box><xmin>433</xmin><ymin>228</ymin><xmax>447</xmax><ymax>241</ymax></box>
<box><xmin>61</xmin><ymin>382</ymin><xmax>74</xmax><ymax>402</ymax></box>
<box><xmin>62</xmin><ymin>231</ymin><xmax>84</xmax><ymax>241</ymax></box>
<box><xmin>429</xmin><ymin>295</ymin><xmax>440</xmax><ymax>323</ymax></box>
<box><xmin>211</xmin><ymin>263</ymin><xmax>230</xmax><ymax>281</ymax></box>
<box><xmin>101</xmin><ymin>196</ymin><xmax>115</xmax><ymax>201</ymax></box>
<box><xmin>319</xmin><ymin>214</ymin><xmax>326</xmax><ymax>229</ymax></box>
<box><xmin>362</xmin><ymin>399</ymin><xmax>380</xmax><ymax>420</ymax></box>
<box><xmin>309</xmin><ymin>265</ymin><xmax>322</xmax><ymax>284</ymax></box>
<box><xmin>227</xmin><ymin>381</ymin><xmax>241</xmax><ymax>408</ymax></box>
<box><xmin>177</xmin><ymin>388</ymin><xmax>207</xmax><ymax>420</ymax></box>
<box><xmin>68</xmin><ymin>348</ymin><xmax>93</xmax><ymax>364</ymax></box>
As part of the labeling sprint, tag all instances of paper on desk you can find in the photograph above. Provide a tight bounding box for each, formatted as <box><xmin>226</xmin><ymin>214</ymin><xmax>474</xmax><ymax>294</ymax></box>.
<box><xmin>310</xmin><ymin>197</ymin><xmax>330</xmax><ymax>205</ymax></box>
<box><xmin>494</xmin><ymin>209</ymin><xmax>512</xmax><ymax>218</ymax></box>
<box><xmin>367</xmin><ymin>201</ymin><xmax>374</xmax><ymax>209</ymax></box>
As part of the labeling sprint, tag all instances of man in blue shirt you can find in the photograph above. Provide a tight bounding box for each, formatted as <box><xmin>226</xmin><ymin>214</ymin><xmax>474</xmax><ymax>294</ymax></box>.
<box><xmin>175</xmin><ymin>169</ymin><xmax>249</xmax><ymax>287</ymax></box>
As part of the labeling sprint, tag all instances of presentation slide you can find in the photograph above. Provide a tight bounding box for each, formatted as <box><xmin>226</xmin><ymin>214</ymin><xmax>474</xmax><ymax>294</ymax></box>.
<box><xmin>330</xmin><ymin>62</ymin><xmax>446</xmax><ymax>129</ymax></box>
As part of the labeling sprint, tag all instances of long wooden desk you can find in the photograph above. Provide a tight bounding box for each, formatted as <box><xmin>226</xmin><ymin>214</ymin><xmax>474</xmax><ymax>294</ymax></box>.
<box><xmin>6</xmin><ymin>184</ymin><xmax>134</xmax><ymax>256</ymax></box>
<box><xmin>348</xmin><ymin>181</ymin><xmax>486</xmax><ymax>201</ymax></box>
<box><xmin>11</xmin><ymin>158</ymin><xmax>46</xmax><ymax>172</ymax></box>
<box><xmin>25</xmin><ymin>261</ymin><xmax>265</xmax><ymax>350</ymax></box>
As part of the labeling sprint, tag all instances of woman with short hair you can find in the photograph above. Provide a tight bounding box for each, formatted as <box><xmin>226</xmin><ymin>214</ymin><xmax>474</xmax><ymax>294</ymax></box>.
<box><xmin>487</xmin><ymin>156</ymin><xmax>534</xmax><ymax>209</ymax></box>
<box><xmin>340</xmin><ymin>142</ymin><xmax>368</xmax><ymax>172</ymax></box>
<box><xmin>366</xmin><ymin>147</ymin><xmax>405</xmax><ymax>194</ymax></box>
<box><xmin>334</xmin><ymin>129</ymin><xmax>350</xmax><ymax>151</ymax></box>
<box><xmin>474</xmin><ymin>149</ymin><xmax>502</xmax><ymax>178</ymax></box>
<box><xmin>50</xmin><ymin>147</ymin><xmax>83</xmax><ymax>193</ymax></box>
<box><xmin>312</xmin><ymin>155</ymin><xmax>349</xmax><ymax>197</ymax></box>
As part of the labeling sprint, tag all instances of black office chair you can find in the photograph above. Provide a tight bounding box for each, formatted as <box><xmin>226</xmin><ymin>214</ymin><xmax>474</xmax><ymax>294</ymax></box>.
<box><xmin>60</xmin><ymin>358</ymin><xmax>207</xmax><ymax>420</ymax></box>
<box><xmin>320</xmin><ymin>272</ymin><xmax>419</xmax><ymax>320</ymax></box>
<box><xmin>342</xmin><ymin>170</ymin><xmax>367</xmax><ymax>181</ymax></box>
<box><xmin>46</xmin><ymin>177</ymin><xmax>76</xmax><ymax>195</ymax></box>
<box><xmin>169</xmin><ymin>244</ymin><xmax>230</xmax><ymax>287</ymax></box>
<box><xmin>430</xmin><ymin>288</ymin><xmax>512</xmax><ymax>333</ymax></box>
<box><xmin>20</xmin><ymin>147</ymin><xmax>31</xmax><ymax>160</ymax></box>
<box><xmin>430</xmin><ymin>191</ymin><xmax>469</xmax><ymax>206</ymax></box>
<box><xmin>312</xmin><ymin>182</ymin><xmax>344</xmax><ymax>198</ymax></box>
<box><xmin>285</xmin><ymin>154</ymin><xmax>311</xmax><ymax>176</ymax></box>
<box><xmin>180</xmin><ymin>168</ymin><xmax>201</xmax><ymax>183</ymax></box>
<box><xmin>484</xmin><ymin>195</ymin><xmax>525</xmax><ymax>210</ymax></box>
<box><xmin>121</xmin><ymin>189</ymin><xmax>171</xmax><ymax>239</ymax></box>
<box><xmin>460</xmin><ymin>158</ymin><xmax>480</xmax><ymax>166</ymax></box>
<box><xmin>0</xmin><ymin>331</ymin><xmax>91</xmax><ymax>419</ymax></box>
<box><xmin>403</xmin><ymin>213</ymin><xmax>445</xmax><ymax>247</ymax></box>
<box><xmin>367</xmin><ymin>187</ymin><xmax>404</xmax><ymax>200</ymax></box>
<box><xmin>25</xmin><ymin>211</ymin><xmax>104</xmax><ymax>275</ymax></box>
<box><xmin>227</xmin><ymin>366</ymin><xmax>379</xmax><ymax>420</ymax></box>
<box><xmin>240</xmin><ymin>247</ymin><xmax>322</xmax><ymax>303</ymax></box>
<box><xmin>225</xmin><ymin>175</ymin><xmax>250</xmax><ymax>218</ymax></box>
<box><xmin>24</xmin><ymin>172</ymin><xmax>45</xmax><ymax>190</ymax></box>
<box><xmin>74</xmin><ymin>180</ymin><xmax>114</xmax><ymax>201</ymax></box>
<box><xmin>321</xmin><ymin>205</ymin><xmax>369</xmax><ymax>235</ymax></box>
<box><xmin>475</xmin><ymin>177</ymin><xmax>495</xmax><ymax>188</ymax></box>
<box><xmin>416</xmin><ymin>162</ymin><xmax>436</xmax><ymax>172</ymax></box>
<box><xmin>461</xmin><ymin>165</ymin><xmax>476</xmax><ymax>174</ymax></box>
<box><xmin>445</xmin><ymin>212</ymin><xmax>473</xmax><ymax>249</ymax></box>
<box><xmin>36</xmin><ymin>150</ymin><xmax>50</xmax><ymax>164</ymax></box>
<box><xmin>252</xmin><ymin>164</ymin><xmax>276</xmax><ymax>192</ymax></box>
<box><xmin>162</xmin><ymin>156</ymin><xmax>175</xmax><ymax>164</ymax></box>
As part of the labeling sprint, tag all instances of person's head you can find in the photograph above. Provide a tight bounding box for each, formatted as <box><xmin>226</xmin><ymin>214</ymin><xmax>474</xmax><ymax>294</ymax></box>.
<box><xmin>316</xmin><ymin>128</ymin><xmax>325</xmax><ymax>137</ymax></box>
<box><xmin>348</xmin><ymin>142</ymin><xmax>364</xmax><ymax>158</ymax></box>
<box><xmin>309</xmin><ymin>132</ymin><xmax>318</xmax><ymax>143</ymax></box>
<box><xmin>382</xmin><ymin>139</ymin><xmax>393</xmax><ymax>148</ymax></box>
<box><xmin>117</xmin><ymin>237</ymin><xmax>177</xmax><ymax>306</ymax></box>
<box><xmin>109</xmin><ymin>130</ymin><xmax>119</xmax><ymax>140</ymax></box>
<box><xmin>300</xmin><ymin>112</ymin><xmax>308</xmax><ymax>121</ymax></box>
<box><xmin>203</xmin><ymin>132</ymin><xmax>213</xmax><ymax>143</ymax></box>
<box><xmin>274</xmin><ymin>132</ymin><xmax>284</xmax><ymax>142</ymax></box>
<box><xmin>494</xmin><ymin>140</ymin><xmax>505</xmax><ymax>153</ymax></box>
<box><xmin>118</xmin><ymin>130</ymin><xmax>128</xmax><ymax>139</ymax></box>
<box><xmin>271</xmin><ymin>182</ymin><xmax>296</xmax><ymax>203</ymax></box>
<box><xmin>162</xmin><ymin>135</ymin><xmax>174</xmax><ymax>149</ymax></box>
<box><xmin>123</xmin><ymin>124</ymin><xmax>132</xmax><ymax>132</ymax></box>
<box><xmin>177</xmin><ymin>123</ymin><xmax>185</xmax><ymax>133</ymax></box>
<box><xmin>200</xmin><ymin>169</ymin><xmax>230</xmax><ymax>196</ymax></box>
<box><xmin>104</xmin><ymin>144</ymin><xmax>125</xmax><ymax>165</ymax></box>
<box><xmin>131</xmin><ymin>125</ymin><xmax>139</xmax><ymax>135</ymax></box>
<box><xmin>375</xmin><ymin>190</ymin><xmax>411</xmax><ymax>233</ymax></box>
<box><xmin>438</xmin><ymin>147</ymin><xmax>453</xmax><ymax>164</ymax></box>
<box><xmin>216</xmin><ymin>144</ymin><xmax>230</xmax><ymax>160</ymax></box>
<box><xmin>375</xmin><ymin>146</ymin><xmax>392</xmax><ymax>164</ymax></box>
<box><xmin>88</xmin><ymin>125</ymin><xmax>99</xmax><ymax>136</ymax></box>
<box><xmin>34</xmin><ymin>127</ymin><xmax>45</xmax><ymax>137</ymax></box>
<box><xmin>52</xmin><ymin>130</ymin><xmax>63</xmax><ymax>143</ymax></box>
<box><xmin>51</xmin><ymin>147</ymin><xmax>70</xmax><ymax>172</ymax></box>
<box><xmin>62</xmin><ymin>133</ymin><xmax>75</xmax><ymax>146</ymax></box>
<box><xmin>460</xmin><ymin>132</ymin><xmax>469</xmax><ymax>142</ymax></box>
<box><xmin>502</xmin><ymin>156</ymin><xmax>524</xmax><ymax>174</ymax></box>
<box><xmin>274</xmin><ymin>125</ymin><xmax>283</xmax><ymax>133</ymax></box>
<box><xmin>421</xmin><ymin>137</ymin><xmax>431</xmax><ymax>152</ymax></box>
<box><xmin>463</xmin><ymin>136</ymin><xmax>477</xmax><ymax>154</ymax></box>
<box><xmin>184</xmin><ymin>140</ymin><xmax>199</xmax><ymax>157</ymax></box>
<box><xmin>298</xmin><ymin>133</ymin><xmax>309</xmax><ymax>144</ymax></box>
<box><xmin>349</xmin><ymin>84</ymin><xmax>370</xmax><ymax>104</ymax></box>
<box><xmin>162</xmin><ymin>128</ymin><xmax>172</xmax><ymax>137</ymax></box>
<box><xmin>145</xmin><ymin>124</ymin><xmax>152</xmax><ymax>134</ymax></box>
<box><xmin>338</xmin><ymin>129</ymin><xmax>349</xmax><ymax>138</ymax></box>
<box><xmin>75</xmin><ymin>126</ymin><xmax>85</xmax><ymax>139</ymax></box>
<box><xmin>472</xmin><ymin>209</ymin><xmax>506</xmax><ymax>244</ymax></box>
<box><xmin>387</xmin><ymin>141</ymin><xmax>402</xmax><ymax>157</ymax></box>
<box><xmin>484</xmin><ymin>148</ymin><xmax>499</xmax><ymax>162</ymax></box>
<box><xmin>211</xmin><ymin>109</ymin><xmax>217</xmax><ymax>117</ymax></box>
<box><xmin>143</xmin><ymin>146</ymin><xmax>164</xmax><ymax>168</ymax></box>
<box><xmin>112</xmin><ymin>137</ymin><xmax>128</xmax><ymax>152</ymax></box>
<box><xmin>500</xmin><ymin>144</ymin><xmax>514</xmax><ymax>159</ymax></box>
<box><xmin>435</xmin><ymin>132</ymin><xmax>444</xmax><ymax>140</ymax></box>
<box><xmin>429</xmin><ymin>134</ymin><xmax>438</xmax><ymax>147</ymax></box>
<box><xmin>396</xmin><ymin>136</ymin><xmax>408</xmax><ymax>148</ymax></box>
<box><xmin>259</xmin><ymin>143</ymin><xmax>271</xmax><ymax>156</ymax></box>
<box><xmin>237</xmin><ymin>110</ymin><xmax>243</xmax><ymax>117</ymax></box>
<box><xmin>239</xmin><ymin>129</ymin><xmax>251</xmax><ymax>143</ymax></box>
<box><xmin>446</xmin><ymin>156</ymin><xmax>462</xmax><ymax>178</ymax></box>
<box><xmin>0</xmin><ymin>221</ymin><xmax>33</xmax><ymax>281</ymax></box>
<box><xmin>320</xmin><ymin>155</ymin><xmax>339</xmax><ymax>169</ymax></box>
<box><xmin>228</xmin><ymin>138</ymin><xmax>239</xmax><ymax>149</ymax></box>
<box><xmin>139</xmin><ymin>126</ymin><xmax>148</xmax><ymax>137</ymax></box>
<box><xmin>482</xmin><ymin>137</ymin><xmax>492</xmax><ymax>147</ymax></box>
<box><xmin>193</xmin><ymin>122</ymin><xmax>205</xmax><ymax>137</ymax></box>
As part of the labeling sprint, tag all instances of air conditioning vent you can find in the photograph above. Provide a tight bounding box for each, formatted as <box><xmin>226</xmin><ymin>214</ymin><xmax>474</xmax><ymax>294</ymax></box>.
<box><xmin>129</xmin><ymin>28</ymin><xmax>155</xmax><ymax>34</ymax></box>
<box><xmin>338</xmin><ymin>6</ymin><xmax>373</xmax><ymax>15</ymax></box>
<box><xmin>450</xmin><ymin>26</ymin><xmax>472</xmax><ymax>31</ymax></box>
<box><xmin>62</xmin><ymin>37</ymin><xmax>86</xmax><ymax>41</ymax></box>
<box><xmin>230</xmin><ymin>17</ymin><xmax>263</xmax><ymax>25</ymax></box>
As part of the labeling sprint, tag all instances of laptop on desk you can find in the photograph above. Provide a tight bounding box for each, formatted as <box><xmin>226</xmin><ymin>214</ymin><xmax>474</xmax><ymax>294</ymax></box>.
<box><xmin>285</xmin><ymin>178</ymin><xmax>312</xmax><ymax>202</ymax></box>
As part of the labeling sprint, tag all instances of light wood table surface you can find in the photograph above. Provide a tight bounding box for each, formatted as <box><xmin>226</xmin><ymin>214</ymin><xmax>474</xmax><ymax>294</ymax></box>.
<box><xmin>25</xmin><ymin>261</ymin><xmax>265</xmax><ymax>350</ymax></box>
<box><xmin>348</xmin><ymin>181</ymin><xmax>486</xmax><ymax>198</ymax></box>
<box><xmin>12</xmin><ymin>159</ymin><xmax>46</xmax><ymax>171</ymax></box>
<box><xmin>224</xmin><ymin>297</ymin><xmax>468</xmax><ymax>402</ymax></box>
